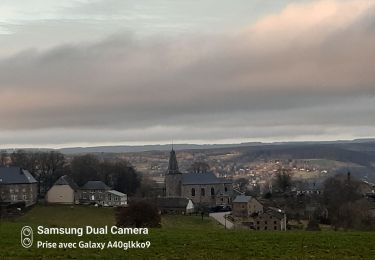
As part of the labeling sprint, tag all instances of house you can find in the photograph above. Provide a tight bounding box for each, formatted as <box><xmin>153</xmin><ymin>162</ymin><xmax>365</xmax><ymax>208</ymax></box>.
<box><xmin>252</xmin><ymin>208</ymin><xmax>287</xmax><ymax>231</ymax></box>
<box><xmin>0</xmin><ymin>166</ymin><xmax>38</xmax><ymax>207</ymax></box>
<box><xmin>105</xmin><ymin>190</ymin><xmax>127</xmax><ymax>206</ymax></box>
<box><xmin>165</xmin><ymin>149</ymin><xmax>233</xmax><ymax>207</ymax></box>
<box><xmin>80</xmin><ymin>181</ymin><xmax>110</xmax><ymax>205</ymax></box>
<box><xmin>157</xmin><ymin>197</ymin><xmax>195</xmax><ymax>214</ymax></box>
<box><xmin>80</xmin><ymin>181</ymin><xmax>127</xmax><ymax>206</ymax></box>
<box><xmin>232</xmin><ymin>195</ymin><xmax>263</xmax><ymax>218</ymax></box>
<box><xmin>295</xmin><ymin>181</ymin><xmax>323</xmax><ymax>196</ymax></box>
<box><xmin>46</xmin><ymin>175</ymin><xmax>80</xmax><ymax>204</ymax></box>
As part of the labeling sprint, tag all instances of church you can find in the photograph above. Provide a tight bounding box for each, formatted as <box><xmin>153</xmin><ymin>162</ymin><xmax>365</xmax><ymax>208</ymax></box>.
<box><xmin>165</xmin><ymin>148</ymin><xmax>233</xmax><ymax>207</ymax></box>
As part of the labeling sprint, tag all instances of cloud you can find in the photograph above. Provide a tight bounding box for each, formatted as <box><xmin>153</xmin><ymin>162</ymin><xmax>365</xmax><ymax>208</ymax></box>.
<box><xmin>0</xmin><ymin>0</ymin><xmax>375</xmax><ymax>146</ymax></box>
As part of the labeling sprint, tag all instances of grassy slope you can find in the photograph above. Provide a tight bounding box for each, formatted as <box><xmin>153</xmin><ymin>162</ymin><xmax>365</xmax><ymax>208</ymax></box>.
<box><xmin>1</xmin><ymin>205</ymin><xmax>375</xmax><ymax>259</ymax></box>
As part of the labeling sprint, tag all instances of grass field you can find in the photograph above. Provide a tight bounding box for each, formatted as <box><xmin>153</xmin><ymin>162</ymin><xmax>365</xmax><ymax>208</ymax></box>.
<box><xmin>1</xmin><ymin>205</ymin><xmax>375</xmax><ymax>259</ymax></box>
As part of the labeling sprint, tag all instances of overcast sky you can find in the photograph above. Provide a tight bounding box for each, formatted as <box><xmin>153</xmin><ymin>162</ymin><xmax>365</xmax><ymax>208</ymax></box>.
<box><xmin>1</xmin><ymin>0</ymin><xmax>375</xmax><ymax>148</ymax></box>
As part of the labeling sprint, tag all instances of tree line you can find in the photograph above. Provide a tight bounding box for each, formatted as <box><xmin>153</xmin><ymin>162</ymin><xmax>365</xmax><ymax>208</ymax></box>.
<box><xmin>0</xmin><ymin>150</ymin><xmax>141</xmax><ymax>197</ymax></box>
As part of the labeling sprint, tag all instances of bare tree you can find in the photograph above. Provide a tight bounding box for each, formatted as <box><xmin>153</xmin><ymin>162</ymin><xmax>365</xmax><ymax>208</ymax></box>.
<box><xmin>274</xmin><ymin>169</ymin><xmax>293</xmax><ymax>193</ymax></box>
<box><xmin>323</xmin><ymin>174</ymin><xmax>373</xmax><ymax>230</ymax></box>
<box><xmin>0</xmin><ymin>151</ymin><xmax>8</xmax><ymax>166</ymax></box>
<box><xmin>189</xmin><ymin>161</ymin><xmax>210</xmax><ymax>173</ymax></box>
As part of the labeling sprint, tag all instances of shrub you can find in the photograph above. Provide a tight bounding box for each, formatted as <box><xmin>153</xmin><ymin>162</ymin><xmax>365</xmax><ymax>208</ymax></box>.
<box><xmin>115</xmin><ymin>201</ymin><xmax>161</xmax><ymax>228</ymax></box>
<box><xmin>306</xmin><ymin>219</ymin><xmax>321</xmax><ymax>231</ymax></box>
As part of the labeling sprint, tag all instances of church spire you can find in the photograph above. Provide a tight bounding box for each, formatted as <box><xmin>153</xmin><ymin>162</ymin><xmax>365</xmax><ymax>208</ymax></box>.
<box><xmin>167</xmin><ymin>146</ymin><xmax>180</xmax><ymax>174</ymax></box>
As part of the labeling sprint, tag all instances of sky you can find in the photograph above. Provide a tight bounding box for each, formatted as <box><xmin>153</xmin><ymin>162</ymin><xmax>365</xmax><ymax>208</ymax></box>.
<box><xmin>0</xmin><ymin>0</ymin><xmax>375</xmax><ymax>148</ymax></box>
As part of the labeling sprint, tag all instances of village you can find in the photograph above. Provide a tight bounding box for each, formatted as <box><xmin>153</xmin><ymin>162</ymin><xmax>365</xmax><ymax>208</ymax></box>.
<box><xmin>1</xmin><ymin>148</ymin><xmax>375</xmax><ymax>232</ymax></box>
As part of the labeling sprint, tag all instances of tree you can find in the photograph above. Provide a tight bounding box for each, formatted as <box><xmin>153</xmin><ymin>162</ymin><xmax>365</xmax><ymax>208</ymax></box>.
<box><xmin>112</xmin><ymin>160</ymin><xmax>140</xmax><ymax>195</ymax></box>
<box><xmin>0</xmin><ymin>151</ymin><xmax>8</xmax><ymax>166</ymax></box>
<box><xmin>234</xmin><ymin>178</ymin><xmax>249</xmax><ymax>193</ymax></box>
<box><xmin>37</xmin><ymin>151</ymin><xmax>66</xmax><ymax>195</ymax></box>
<box><xmin>69</xmin><ymin>155</ymin><xmax>141</xmax><ymax>195</ymax></box>
<box><xmin>115</xmin><ymin>201</ymin><xmax>161</xmax><ymax>228</ymax></box>
<box><xmin>70</xmin><ymin>154</ymin><xmax>100</xmax><ymax>186</ymax></box>
<box><xmin>10</xmin><ymin>150</ymin><xmax>38</xmax><ymax>173</ymax></box>
<box><xmin>189</xmin><ymin>161</ymin><xmax>210</xmax><ymax>173</ymax></box>
<box><xmin>306</xmin><ymin>219</ymin><xmax>321</xmax><ymax>231</ymax></box>
<box><xmin>322</xmin><ymin>174</ymin><xmax>372</xmax><ymax>230</ymax></box>
<box><xmin>7</xmin><ymin>150</ymin><xmax>67</xmax><ymax>196</ymax></box>
<box><xmin>136</xmin><ymin>175</ymin><xmax>163</xmax><ymax>198</ymax></box>
<box><xmin>274</xmin><ymin>169</ymin><xmax>292</xmax><ymax>193</ymax></box>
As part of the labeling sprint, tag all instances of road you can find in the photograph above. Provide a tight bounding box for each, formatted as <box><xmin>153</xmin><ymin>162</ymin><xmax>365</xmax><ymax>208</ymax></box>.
<box><xmin>209</xmin><ymin>211</ymin><xmax>234</xmax><ymax>229</ymax></box>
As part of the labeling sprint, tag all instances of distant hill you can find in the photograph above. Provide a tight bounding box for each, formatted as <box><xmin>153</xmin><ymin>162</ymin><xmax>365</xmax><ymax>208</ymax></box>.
<box><xmin>54</xmin><ymin>138</ymin><xmax>375</xmax><ymax>155</ymax></box>
<box><xmin>56</xmin><ymin>142</ymin><xmax>264</xmax><ymax>154</ymax></box>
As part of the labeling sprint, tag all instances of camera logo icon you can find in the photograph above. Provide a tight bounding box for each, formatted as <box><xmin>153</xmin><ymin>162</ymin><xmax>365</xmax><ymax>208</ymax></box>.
<box><xmin>21</xmin><ymin>226</ymin><xmax>33</xmax><ymax>248</ymax></box>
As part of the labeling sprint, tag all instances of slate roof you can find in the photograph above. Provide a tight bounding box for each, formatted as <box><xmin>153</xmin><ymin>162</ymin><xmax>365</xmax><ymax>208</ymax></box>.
<box><xmin>296</xmin><ymin>180</ymin><xmax>324</xmax><ymax>191</ymax></box>
<box><xmin>53</xmin><ymin>175</ymin><xmax>79</xmax><ymax>191</ymax></box>
<box><xmin>167</xmin><ymin>149</ymin><xmax>180</xmax><ymax>174</ymax></box>
<box><xmin>81</xmin><ymin>181</ymin><xmax>110</xmax><ymax>190</ymax></box>
<box><xmin>107</xmin><ymin>190</ymin><xmax>126</xmax><ymax>197</ymax></box>
<box><xmin>0</xmin><ymin>166</ymin><xmax>37</xmax><ymax>184</ymax></box>
<box><xmin>233</xmin><ymin>195</ymin><xmax>252</xmax><ymax>203</ymax></box>
<box><xmin>157</xmin><ymin>197</ymin><xmax>191</xmax><ymax>209</ymax></box>
<box><xmin>263</xmin><ymin>207</ymin><xmax>285</xmax><ymax>220</ymax></box>
<box><xmin>181</xmin><ymin>172</ymin><xmax>231</xmax><ymax>185</ymax></box>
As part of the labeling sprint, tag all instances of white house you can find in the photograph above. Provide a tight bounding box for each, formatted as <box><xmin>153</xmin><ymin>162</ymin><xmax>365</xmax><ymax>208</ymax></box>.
<box><xmin>105</xmin><ymin>190</ymin><xmax>127</xmax><ymax>206</ymax></box>
<box><xmin>46</xmin><ymin>175</ymin><xmax>80</xmax><ymax>204</ymax></box>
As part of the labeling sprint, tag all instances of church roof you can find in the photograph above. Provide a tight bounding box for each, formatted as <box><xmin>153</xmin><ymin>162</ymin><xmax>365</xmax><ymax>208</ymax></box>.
<box><xmin>182</xmin><ymin>172</ymin><xmax>231</xmax><ymax>185</ymax></box>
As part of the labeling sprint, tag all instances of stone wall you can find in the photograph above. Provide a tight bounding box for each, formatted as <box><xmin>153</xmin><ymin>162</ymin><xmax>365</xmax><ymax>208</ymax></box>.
<box><xmin>165</xmin><ymin>174</ymin><xmax>182</xmax><ymax>197</ymax></box>
<box><xmin>0</xmin><ymin>183</ymin><xmax>37</xmax><ymax>206</ymax></box>
<box><xmin>181</xmin><ymin>183</ymin><xmax>232</xmax><ymax>207</ymax></box>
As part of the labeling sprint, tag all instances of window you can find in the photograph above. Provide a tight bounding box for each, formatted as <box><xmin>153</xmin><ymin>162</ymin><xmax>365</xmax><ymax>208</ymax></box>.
<box><xmin>191</xmin><ymin>188</ymin><xmax>195</xmax><ymax>196</ymax></box>
<box><xmin>23</xmin><ymin>195</ymin><xmax>27</xmax><ymax>200</ymax></box>
<box><xmin>201</xmin><ymin>188</ymin><xmax>205</xmax><ymax>196</ymax></box>
<box><xmin>211</xmin><ymin>187</ymin><xmax>215</xmax><ymax>196</ymax></box>
<box><xmin>274</xmin><ymin>221</ymin><xmax>277</xmax><ymax>224</ymax></box>
<box><xmin>274</xmin><ymin>226</ymin><xmax>277</xmax><ymax>230</ymax></box>
<box><xmin>264</xmin><ymin>226</ymin><xmax>267</xmax><ymax>230</ymax></box>
<box><xmin>224</xmin><ymin>187</ymin><xmax>228</xmax><ymax>192</ymax></box>
<box><xmin>265</xmin><ymin>221</ymin><xmax>267</xmax><ymax>225</ymax></box>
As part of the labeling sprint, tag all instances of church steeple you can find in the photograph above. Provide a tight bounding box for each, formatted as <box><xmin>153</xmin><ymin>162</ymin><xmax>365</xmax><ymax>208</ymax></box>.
<box><xmin>167</xmin><ymin>147</ymin><xmax>180</xmax><ymax>174</ymax></box>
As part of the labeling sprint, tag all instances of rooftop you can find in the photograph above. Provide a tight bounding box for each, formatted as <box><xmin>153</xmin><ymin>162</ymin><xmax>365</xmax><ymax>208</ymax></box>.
<box><xmin>233</xmin><ymin>195</ymin><xmax>252</xmax><ymax>203</ymax></box>
<box><xmin>53</xmin><ymin>175</ymin><xmax>79</xmax><ymax>191</ymax></box>
<box><xmin>0</xmin><ymin>166</ymin><xmax>37</xmax><ymax>184</ymax></box>
<box><xmin>81</xmin><ymin>181</ymin><xmax>110</xmax><ymax>190</ymax></box>
<box><xmin>182</xmin><ymin>172</ymin><xmax>231</xmax><ymax>185</ymax></box>
<box><xmin>107</xmin><ymin>190</ymin><xmax>126</xmax><ymax>197</ymax></box>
